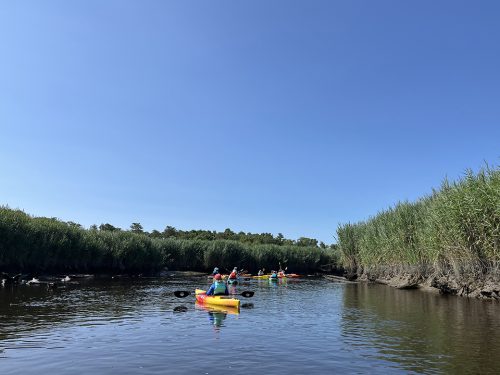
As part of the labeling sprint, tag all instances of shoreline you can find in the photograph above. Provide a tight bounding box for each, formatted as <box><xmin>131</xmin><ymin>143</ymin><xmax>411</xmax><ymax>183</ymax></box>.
<box><xmin>339</xmin><ymin>268</ymin><xmax>500</xmax><ymax>301</ymax></box>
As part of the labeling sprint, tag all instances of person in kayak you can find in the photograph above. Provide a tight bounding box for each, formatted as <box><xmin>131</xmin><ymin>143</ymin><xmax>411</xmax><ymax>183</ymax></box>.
<box><xmin>227</xmin><ymin>267</ymin><xmax>238</xmax><ymax>282</ymax></box>
<box><xmin>211</xmin><ymin>267</ymin><xmax>220</xmax><ymax>276</ymax></box>
<box><xmin>270</xmin><ymin>270</ymin><xmax>278</xmax><ymax>279</ymax></box>
<box><xmin>206</xmin><ymin>274</ymin><xmax>229</xmax><ymax>296</ymax></box>
<box><xmin>257</xmin><ymin>269</ymin><xmax>264</xmax><ymax>276</ymax></box>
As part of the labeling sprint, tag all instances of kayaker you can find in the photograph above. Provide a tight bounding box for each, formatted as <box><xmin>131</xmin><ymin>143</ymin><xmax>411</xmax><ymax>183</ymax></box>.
<box><xmin>206</xmin><ymin>274</ymin><xmax>229</xmax><ymax>296</ymax></box>
<box><xmin>227</xmin><ymin>267</ymin><xmax>238</xmax><ymax>282</ymax></box>
<box><xmin>270</xmin><ymin>270</ymin><xmax>278</xmax><ymax>279</ymax></box>
<box><xmin>278</xmin><ymin>267</ymin><xmax>288</xmax><ymax>277</ymax></box>
<box><xmin>257</xmin><ymin>269</ymin><xmax>264</xmax><ymax>276</ymax></box>
<box><xmin>211</xmin><ymin>267</ymin><xmax>220</xmax><ymax>276</ymax></box>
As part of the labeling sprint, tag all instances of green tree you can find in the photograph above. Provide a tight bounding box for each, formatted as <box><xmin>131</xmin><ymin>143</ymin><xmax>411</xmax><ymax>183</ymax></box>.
<box><xmin>150</xmin><ymin>229</ymin><xmax>162</xmax><ymax>238</ymax></box>
<box><xmin>67</xmin><ymin>221</ymin><xmax>82</xmax><ymax>229</ymax></box>
<box><xmin>163</xmin><ymin>226</ymin><xmax>177</xmax><ymax>238</ymax></box>
<box><xmin>99</xmin><ymin>223</ymin><xmax>120</xmax><ymax>231</ymax></box>
<box><xmin>130</xmin><ymin>223</ymin><xmax>144</xmax><ymax>234</ymax></box>
<box><xmin>297</xmin><ymin>237</ymin><xmax>318</xmax><ymax>247</ymax></box>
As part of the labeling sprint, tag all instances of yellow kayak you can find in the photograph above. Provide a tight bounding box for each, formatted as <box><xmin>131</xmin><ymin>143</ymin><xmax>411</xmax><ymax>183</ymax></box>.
<box><xmin>195</xmin><ymin>289</ymin><xmax>240</xmax><ymax>309</ymax></box>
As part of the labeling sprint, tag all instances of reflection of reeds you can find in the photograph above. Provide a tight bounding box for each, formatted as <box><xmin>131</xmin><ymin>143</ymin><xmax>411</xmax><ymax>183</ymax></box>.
<box><xmin>341</xmin><ymin>283</ymin><xmax>500</xmax><ymax>373</ymax></box>
<box><xmin>337</xmin><ymin>166</ymin><xmax>500</xmax><ymax>277</ymax></box>
<box><xmin>0</xmin><ymin>207</ymin><xmax>337</xmax><ymax>274</ymax></box>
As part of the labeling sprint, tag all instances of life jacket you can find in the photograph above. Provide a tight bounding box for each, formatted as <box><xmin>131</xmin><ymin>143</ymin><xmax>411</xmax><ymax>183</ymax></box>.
<box><xmin>213</xmin><ymin>281</ymin><xmax>227</xmax><ymax>295</ymax></box>
<box><xmin>270</xmin><ymin>273</ymin><xmax>278</xmax><ymax>279</ymax></box>
<box><xmin>229</xmin><ymin>271</ymin><xmax>237</xmax><ymax>279</ymax></box>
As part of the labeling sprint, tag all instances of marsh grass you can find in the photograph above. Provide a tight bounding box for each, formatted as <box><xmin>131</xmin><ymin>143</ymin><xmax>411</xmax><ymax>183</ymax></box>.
<box><xmin>0</xmin><ymin>207</ymin><xmax>337</xmax><ymax>274</ymax></box>
<box><xmin>337</xmin><ymin>166</ymin><xmax>500</xmax><ymax>277</ymax></box>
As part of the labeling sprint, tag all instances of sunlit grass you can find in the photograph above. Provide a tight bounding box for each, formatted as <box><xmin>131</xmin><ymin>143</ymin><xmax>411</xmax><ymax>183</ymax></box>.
<box><xmin>337</xmin><ymin>166</ymin><xmax>500</xmax><ymax>277</ymax></box>
<box><xmin>0</xmin><ymin>207</ymin><xmax>337</xmax><ymax>274</ymax></box>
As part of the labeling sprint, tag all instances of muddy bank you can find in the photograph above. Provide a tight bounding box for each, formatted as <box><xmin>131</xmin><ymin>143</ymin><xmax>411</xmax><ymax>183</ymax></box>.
<box><xmin>336</xmin><ymin>266</ymin><xmax>500</xmax><ymax>301</ymax></box>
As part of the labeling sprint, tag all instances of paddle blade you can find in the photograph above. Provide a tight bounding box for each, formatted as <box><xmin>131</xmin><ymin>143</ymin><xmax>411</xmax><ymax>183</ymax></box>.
<box><xmin>240</xmin><ymin>291</ymin><xmax>254</xmax><ymax>298</ymax></box>
<box><xmin>174</xmin><ymin>290</ymin><xmax>191</xmax><ymax>298</ymax></box>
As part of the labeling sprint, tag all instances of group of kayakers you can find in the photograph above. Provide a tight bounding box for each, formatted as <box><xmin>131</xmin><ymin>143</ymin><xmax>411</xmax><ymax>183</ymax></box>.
<box><xmin>269</xmin><ymin>270</ymin><xmax>285</xmax><ymax>279</ymax></box>
<box><xmin>207</xmin><ymin>265</ymin><xmax>291</xmax><ymax>294</ymax></box>
<box><xmin>207</xmin><ymin>266</ymin><xmax>239</xmax><ymax>296</ymax></box>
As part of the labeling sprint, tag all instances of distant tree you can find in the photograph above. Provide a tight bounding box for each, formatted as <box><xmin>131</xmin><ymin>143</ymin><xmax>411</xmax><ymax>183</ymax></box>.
<box><xmin>319</xmin><ymin>241</ymin><xmax>327</xmax><ymax>249</ymax></box>
<box><xmin>163</xmin><ymin>226</ymin><xmax>177</xmax><ymax>238</ymax></box>
<box><xmin>222</xmin><ymin>228</ymin><xmax>235</xmax><ymax>240</ymax></box>
<box><xmin>67</xmin><ymin>221</ymin><xmax>82</xmax><ymax>229</ymax></box>
<box><xmin>296</xmin><ymin>237</ymin><xmax>318</xmax><ymax>247</ymax></box>
<box><xmin>150</xmin><ymin>229</ymin><xmax>162</xmax><ymax>238</ymax></box>
<box><xmin>90</xmin><ymin>224</ymin><xmax>98</xmax><ymax>231</ymax></box>
<box><xmin>130</xmin><ymin>222</ymin><xmax>144</xmax><ymax>234</ymax></box>
<box><xmin>99</xmin><ymin>223</ymin><xmax>120</xmax><ymax>232</ymax></box>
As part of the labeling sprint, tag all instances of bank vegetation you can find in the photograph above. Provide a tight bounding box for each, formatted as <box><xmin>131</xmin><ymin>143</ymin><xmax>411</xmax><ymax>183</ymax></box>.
<box><xmin>337</xmin><ymin>166</ymin><xmax>500</xmax><ymax>299</ymax></box>
<box><xmin>0</xmin><ymin>207</ymin><xmax>337</xmax><ymax>275</ymax></box>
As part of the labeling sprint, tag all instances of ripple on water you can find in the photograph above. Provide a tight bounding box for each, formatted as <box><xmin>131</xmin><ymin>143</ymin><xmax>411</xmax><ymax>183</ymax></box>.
<box><xmin>1</xmin><ymin>277</ymin><xmax>500</xmax><ymax>375</ymax></box>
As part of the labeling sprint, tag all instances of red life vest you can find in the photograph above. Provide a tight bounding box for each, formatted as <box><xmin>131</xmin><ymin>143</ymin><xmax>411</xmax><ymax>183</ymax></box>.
<box><xmin>229</xmin><ymin>271</ymin><xmax>237</xmax><ymax>279</ymax></box>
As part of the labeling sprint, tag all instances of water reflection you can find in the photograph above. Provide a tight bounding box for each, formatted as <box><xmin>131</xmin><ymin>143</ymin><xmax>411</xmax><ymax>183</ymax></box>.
<box><xmin>0</xmin><ymin>278</ymin><xmax>185</xmax><ymax>342</ymax></box>
<box><xmin>268</xmin><ymin>277</ymin><xmax>287</xmax><ymax>287</ymax></box>
<box><xmin>194</xmin><ymin>301</ymin><xmax>239</xmax><ymax>331</ymax></box>
<box><xmin>341</xmin><ymin>283</ymin><xmax>500</xmax><ymax>374</ymax></box>
<box><xmin>228</xmin><ymin>284</ymin><xmax>238</xmax><ymax>295</ymax></box>
<box><xmin>2</xmin><ymin>275</ymin><xmax>500</xmax><ymax>375</ymax></box>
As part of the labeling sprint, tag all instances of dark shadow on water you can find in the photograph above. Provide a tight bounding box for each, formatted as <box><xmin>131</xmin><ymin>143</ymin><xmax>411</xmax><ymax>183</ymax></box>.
<box><xmin>173</xmin><ymin>305</ymin><xmax>188</xmax><ymax>313</ymax></box>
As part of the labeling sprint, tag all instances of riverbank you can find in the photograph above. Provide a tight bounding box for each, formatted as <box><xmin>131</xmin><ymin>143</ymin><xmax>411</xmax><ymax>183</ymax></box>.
<box><xmin>336</xmin><ymin>166</ymin><xmax>500</xmax><ymax>301</ymax></box>
<box><xmin>344</xmin><ymin>265</ymin><xmax>500</xmax><ymax>301</ymax></box>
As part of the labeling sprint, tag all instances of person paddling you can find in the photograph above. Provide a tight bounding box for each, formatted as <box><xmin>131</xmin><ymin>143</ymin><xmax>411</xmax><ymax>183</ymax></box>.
<box><xmin>211</xmin><ymin>267</ymin><xmax>220</xmax><ymax>276</ymax></box>
<box><xmin>227</xmin><ymin>267</ymin><xmax>238</xmax><ymax>282</ymax></box>
<box><xmin>269</xmin><ymin>270</ymin><xmax>278</xmax><ymax>279</ymax></box>
<box><xmin>206</xmin><ymin>274</ymin><xmax>229</xmax><ymax>296</ymax></box>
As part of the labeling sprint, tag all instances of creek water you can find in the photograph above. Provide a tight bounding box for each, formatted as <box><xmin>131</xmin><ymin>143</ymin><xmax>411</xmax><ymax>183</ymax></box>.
<box><xmin>0</xmin><ymin>275</ymin><xmax>499</xmax><ymax>374</ymax></box>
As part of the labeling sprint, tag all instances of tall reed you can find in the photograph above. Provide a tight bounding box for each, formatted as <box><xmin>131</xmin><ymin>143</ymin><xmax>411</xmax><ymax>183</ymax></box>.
<box><xmin>0</xmin><ymin>207</ymin><xmax>337</xmax><ymax>274</ymax></box>
<box><xmin>337</xmin><ymin>166</ymin><xmax>500</xmax><ymax>277</ymax></box>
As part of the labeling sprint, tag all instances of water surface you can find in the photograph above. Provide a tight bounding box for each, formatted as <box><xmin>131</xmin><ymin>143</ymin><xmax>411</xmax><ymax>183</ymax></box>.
<box><xmin>1</xmin><ymin>275</ymin><xmax>499</xmax><ymax>374</ymax></box>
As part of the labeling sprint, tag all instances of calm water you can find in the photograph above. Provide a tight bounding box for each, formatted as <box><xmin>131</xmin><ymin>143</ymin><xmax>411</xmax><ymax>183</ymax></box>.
<box><xmin>1</xmin><ymin>275</ymin><xmax>499</xmax><ymax>374</ymax></box>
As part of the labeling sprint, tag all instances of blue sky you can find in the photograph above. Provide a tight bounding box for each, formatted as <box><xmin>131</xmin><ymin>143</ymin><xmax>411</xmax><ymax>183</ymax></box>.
<box><xmin>1</xmin><ymin>1</ymin><xmax>499</xmax><ymax>244</ymax></box>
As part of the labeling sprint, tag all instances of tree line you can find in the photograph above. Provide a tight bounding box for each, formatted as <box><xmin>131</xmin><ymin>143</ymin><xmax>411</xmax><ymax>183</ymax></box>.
<box><xmin>88</xmin><ymin>223</ymin><xmax>333</xmax><ymax>249</ymax></box>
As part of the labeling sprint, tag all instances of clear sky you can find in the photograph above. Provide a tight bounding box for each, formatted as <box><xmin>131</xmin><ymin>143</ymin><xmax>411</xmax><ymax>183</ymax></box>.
<box><xmin>1</xmin><ymin>1</ymin><xmax>499</xmax><ymax>244</ymax></box>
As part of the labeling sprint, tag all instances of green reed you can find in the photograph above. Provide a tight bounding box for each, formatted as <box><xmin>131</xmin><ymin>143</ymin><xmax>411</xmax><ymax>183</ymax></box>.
<box><xmin>0</xmin><ymin>207</ymin><xmax>336</xmax><ymax>274</ymax></box>
<box><xmin>337</xmin><ymin>166</ymin><xmax>500</xmax><ymax>276</ymax></box>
